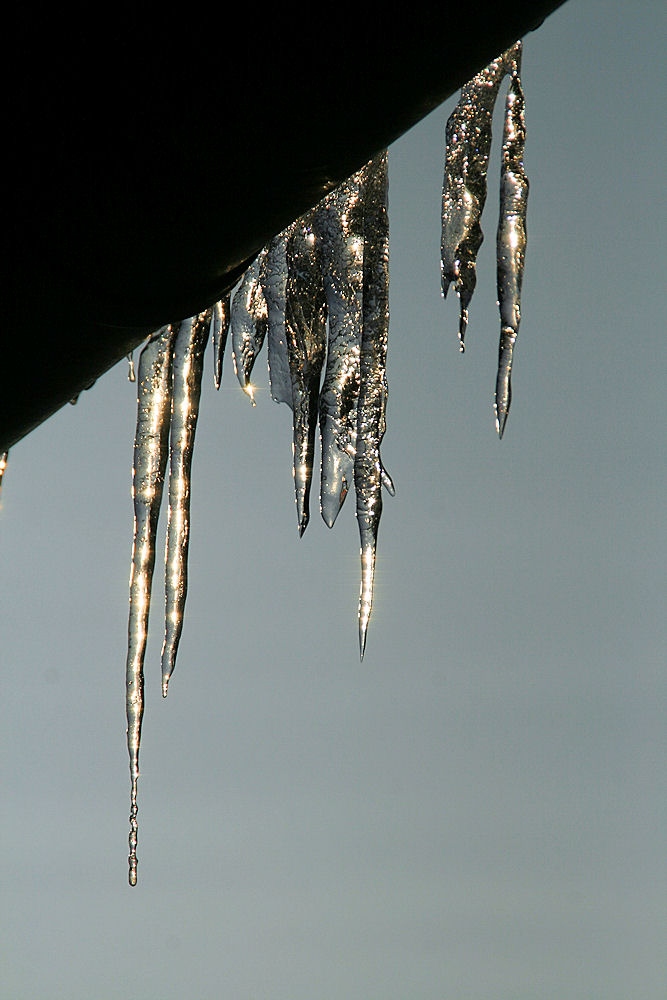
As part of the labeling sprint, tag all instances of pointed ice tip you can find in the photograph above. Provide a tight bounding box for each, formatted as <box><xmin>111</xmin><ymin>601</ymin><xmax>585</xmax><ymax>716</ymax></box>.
<box><xmin>495</xmin><ymin>404</ymin><xmax>509</xmax><ymax>439</ymax></box>
<box><xmin>297</xmin><ymin>515</ymin><xmax>308</xmax><ymax>538</ymax></box>
<box><xmin>381</xmin><ymin>468</ymin><xmax>396</xmax><ymax>497</ymax></box>
<box><xmin>458</xmin><ymin>311</ymin><xmax>468</xmax><ymax>351</ymax></box>
<box><xmin>359</xmin><ymin>626</ymin><xmax>367</xmax><ymax>662</ymax></box>
<box><xmin>162</xmin><ymin>677</ymin><xmax>169</xmax><ymax>698</ymax></box>
<box><xmin>320</xmin><ymin>495</ymin><xmax>343</xmax><ymax>529</ymax></box>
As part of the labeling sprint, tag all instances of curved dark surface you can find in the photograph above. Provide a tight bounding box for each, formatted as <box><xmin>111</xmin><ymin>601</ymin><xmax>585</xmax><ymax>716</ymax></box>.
<box><xmin>4</xmin><ymin>4</ymin><xmax>566</xmax><ymax>451</ymax></box>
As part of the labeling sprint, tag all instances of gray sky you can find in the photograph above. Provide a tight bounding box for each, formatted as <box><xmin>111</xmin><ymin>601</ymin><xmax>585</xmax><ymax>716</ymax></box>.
<box><xmin>2</xmin><ymin>3</ymin><xmax>665</xmax><ymax>997</ymax></box>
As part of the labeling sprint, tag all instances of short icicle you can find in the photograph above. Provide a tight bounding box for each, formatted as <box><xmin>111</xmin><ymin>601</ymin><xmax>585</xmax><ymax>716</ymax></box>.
<box><xmin>355</xmin><ymin>152</ymin><xmax>390</xmax><ymax>660</ymax></box>
<box><xmin>126</xmin><ymin>325</ymin><xmax>176</xmax><ymax>886</ymax></box>
<box><xmin>314</xmin><ymin>170</ymin><xmax>365</xmax><ymax>528</ymax></box>
<box><xmin>495</xmin><ymin>49</ymin><xmax>528</xmax><ymax>438</ymax></box>
<box><xmin>161</xmin><ymin>311</ymin><xmax>210</xmax><ymax>698</ymax></box>
<box><xmin>441</xmin><ymin>43</ymin><xmax>521</xmax><ymax>350</ymax></box>
<box><xmin>231</xmin><ymin>249</ymin><xmax>269</xmax><ymax>402</ymax></box>
<box><xmin>284</xmin><ymin>215</ymin><xmax>327</xmax><ymax>535</ymax></box>
<box><xmin>0</xmin><ymin>451</ymin><xmax>7</xmax><ymax>500</ymax></box>
<box><xmin>211</xmin><ymin>294</ymin><xmax>231</xmax><ymax>391</ymax></box>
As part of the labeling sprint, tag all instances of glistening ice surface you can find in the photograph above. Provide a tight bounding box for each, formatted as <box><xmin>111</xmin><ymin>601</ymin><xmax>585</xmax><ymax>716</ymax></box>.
<box><xmin>124</xmin><ymin>43</ymin><xmax>531</xmax><ymax>885</ymax></box>
<box><xmin>125</xmin><ymin>152</ymin><xmax>394</xmax><ymax>884</ymax></box>
<box><xmin>3</xmin><ymin>6</ymin><xmax>665</xmax><ymax>994</ymax></box>
<box><xmin>441</xmin><ymin>41</ymin><xmax>528</xmax><ymax>435</ymax></box>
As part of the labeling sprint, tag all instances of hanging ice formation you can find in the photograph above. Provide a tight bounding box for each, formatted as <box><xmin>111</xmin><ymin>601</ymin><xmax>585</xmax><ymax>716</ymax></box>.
<box><xmin>441</xmin><ymin>40</ymin><xmax>528</xmax><ymax>437</ymax></box>
<box><xmin>0</xmin><ymin>451</ymin><xmax>8</xmax><ymax>500</ymax></box>
<box><xmin>124</xmin><ymin>41</ymin><xmax>529</xmax><ymax>885</ymax></box>
<box><xmin>125</xmin><ymin>152</ymin><xmax>392</xmax><ymax>884</ymax></box>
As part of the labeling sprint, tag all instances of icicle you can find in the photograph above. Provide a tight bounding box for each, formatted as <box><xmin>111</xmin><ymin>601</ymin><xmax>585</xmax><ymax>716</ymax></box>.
<box><xmin>441</xmin><ymin>53</ymin><xmax>506</xmax><ymax>349</ymax></box>
<box><xmin>441</xmin><ymin>42</ymin><xmax>521</xmax><ymax>351</ymax></box>
<box><xmin>231</xmin><ymin>249</ymin><xmax>269</xmax><ymax>404</ymax></box>
<box><xmin>127</xmin><ymin>352</ymin><xmax>136</xmax><ymax>382</ymax></box>
<box><xmin>161</xmin><ymin>311</ymin><xmax>209</xmax><ymax>698</ymax></box>
<box><xmin>126</xmin><ymin>325</ymin><xmax>176</xmax><ymax>887</ymax></box>
<box><xmin>262</xmin><ymin>233</ymin><xmax>294</xmax><ymax>407</ymax></box>
<box><xmin>495</xmin><ymin>56</ymin><xmax>528</xmax><ymax>438</ymax></box>
<box><xmin>118</xmin><ymin>150</ymin><xmax>398</xmax><ymax>880</ymax></box>
<box><xmin>0</xmin><ymin>451</ymin><xmax>7</xmax><ymax>501</ymax></box>
<box><xmin>314</xmin><ymin>170</ymin><xmax>365</xmax><ymax>528</ymax></box>
<box><xmin>284</xmin><ymin>216</ymin><xmax>328</xmax><ymax>535</ymax></box>
<box><xmin>355</xmin><ymin>152</ymin><xmax>390</xmax><ymax>659</ymax></box>
<box><xmin>211</xmin><ymin>294</ymin><xmax>231</xmax><ymax>390</ymax></box>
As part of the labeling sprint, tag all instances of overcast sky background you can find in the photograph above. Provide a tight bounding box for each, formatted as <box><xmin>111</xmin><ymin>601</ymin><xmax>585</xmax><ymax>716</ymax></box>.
<box><xmin>1</xmin><ymin>3</ymin><xmax>665</xmax><ymax>998</ymax></box>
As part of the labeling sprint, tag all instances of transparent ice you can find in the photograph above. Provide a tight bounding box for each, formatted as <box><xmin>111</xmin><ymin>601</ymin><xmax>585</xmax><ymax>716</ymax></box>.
<box><xmin>123</xmin><ymin>42</ymin><xmax>528</xmax><ymax>884</ymax></box>
<box><xmin>441</xmin><ymin>41</ymin><xmax>528</xmax><ymax>435</ymax></box>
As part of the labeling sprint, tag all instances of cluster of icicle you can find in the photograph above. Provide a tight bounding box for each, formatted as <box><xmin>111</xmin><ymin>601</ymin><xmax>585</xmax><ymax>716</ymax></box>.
<box><xmin>125</xmin><ymin>152</ymin><xmax>392</xmax><ymax>885</ymax></box>
<box><xmin>124</xmin><ymin>37</ymin><xmax>530</xmax><ymax>885</ymax></box>
<box><xmin>441</xmin><ymin>40</ymin><xmax>528</xmax><ymax>437</ymax></box>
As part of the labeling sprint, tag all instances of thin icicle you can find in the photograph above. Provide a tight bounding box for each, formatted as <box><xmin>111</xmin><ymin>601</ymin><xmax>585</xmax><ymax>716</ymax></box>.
<box><xmin>0</xmin><ymin>451</ymin><xmax>7</xmax><ymax>500</ymax></box>
<box><xmin>284</xmin><ymin>216</ymin><xmax>327</xmax><ymax>536</ymax></box>
<box><xmin>161</xmin><ymin>311</ymin><xmax>209</xmax><ymax>698</ymax></box>
<box><xmin>211</xmin><ymin>294</ymin><xmax>231</xmax><ymax>390</ymax></box>
<box><xmin>231</xmin><ymin>249</ymin><xmax>269</xmax><ymax>403</ymax></box>
<box><xmin>126</xmin><ymin>325</ymin><xmax>176</xmax><ymax>887</ymax></box>
<box><xmin>263</xmin><ymin>233</ymin><xmax>294</xmax><ymax>407</ymax></box>
<box><xmin>355</xmin><ymin>152</ymin><xmax>390</xmax><ymax>659</ymax></box>
<box><xmin>441</xmin><ymin>43</ymin><xmax>521</xmax><ymax>350</ymax></box>
<box><xmin>314</xmin><ymin>171</ymin><xmax>365</xmax><ymax>528</ymax></box>
<box><xmin>495</xmin><ymin>61</ymin><xmax>528</xmax><ymax>437</ymax></box>
<box><xmin>127</xmin><ymin>352</ymin><xmax>136</xmax><ymax>382</ymax></box>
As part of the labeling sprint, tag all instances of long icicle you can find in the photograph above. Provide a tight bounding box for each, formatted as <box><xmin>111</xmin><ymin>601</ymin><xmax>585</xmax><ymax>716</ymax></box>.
<box><xmin>284</xmin><ymin>215</ymin><xmax>328</xmax><ymax>536</ymax></box>
<box><xmin>495</xmin><ymin>51</ymin><xmax>528</xmax><ymax>438</ymax></box>
<box><xmin>355</xmin><ymin>152</ymin><xmax>390</xmax><ymax>660</ymax></box>
<box><xmin>315</xmin><ymin>171</ymin><xmax>364</xmax><ymax>528</ymax></box>
<box><xmin>161</xmin><ymin>311</ymin><xmax>209</xmax><ymax>697</ymax></box>
<box><xmin>126</xmin><ymin>325</ymin><xmax>176</xmax><ymax>886</ymax></box>
<box><xmin>441</xmin><ymin>44</ymin><xmax>519</xmax><ymax>350</ymax></box>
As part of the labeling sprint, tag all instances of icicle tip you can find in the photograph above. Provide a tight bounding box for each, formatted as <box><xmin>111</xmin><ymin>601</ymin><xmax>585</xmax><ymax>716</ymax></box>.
<box><xmin>457</xmin><ymin>306</ymin><xmax>468</xmax><ymax>352</ymax></box>
<box><xmin>495</xmin><ymin>398</ymin><xmax>511</xmax><ymax>439</ymax></box>
<box><xmin>244</xmin><ymin>384</ymin><xmax>256</xmax><ymax>406</ymax></box>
